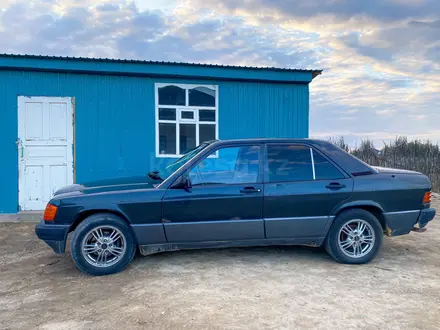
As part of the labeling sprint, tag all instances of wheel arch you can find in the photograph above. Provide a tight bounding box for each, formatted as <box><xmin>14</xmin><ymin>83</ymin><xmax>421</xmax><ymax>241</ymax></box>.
<box><xmin>69</xmin><ymin>208</ymin><xmax>132</xmax><ymax>234</ymax></box>
<box><xmin>331</xmin><ymin>201</ymin><xmax>387</xmax><ymax>231</ymax></box>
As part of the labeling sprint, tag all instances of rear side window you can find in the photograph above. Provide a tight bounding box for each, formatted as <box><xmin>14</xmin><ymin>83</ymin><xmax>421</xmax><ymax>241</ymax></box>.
<box><xmin>266</xmin><ymin>145</ymin><xmax>313</xmax><ymax>182</ymax></box>
<box><xmin>313</xmin><ymin>151</ymin><xmax>345</xmax><ymax>180</ymax></box>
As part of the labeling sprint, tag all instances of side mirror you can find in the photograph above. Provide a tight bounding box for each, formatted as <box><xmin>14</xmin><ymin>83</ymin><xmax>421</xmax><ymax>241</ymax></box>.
<box><xmin>172</xmin><ymin>173</ymin><xmax>192</xmax><ymax>192</ymax></box>
<box><xmin>183</xmin><ymin>175</ymin><xmax>192</xmax><ymax>192</ymax></box>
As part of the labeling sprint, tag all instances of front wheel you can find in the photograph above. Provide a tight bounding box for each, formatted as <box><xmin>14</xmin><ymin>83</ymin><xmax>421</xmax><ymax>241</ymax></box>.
<box><xmin>325</xmin><ymin>209</ymin><xmax>383</xmax><ymax>264</ymax></box>
<box><xmin>70</xmin><ymin>213</ymin><xmax>136</xmax><ymax>276</ymax></box>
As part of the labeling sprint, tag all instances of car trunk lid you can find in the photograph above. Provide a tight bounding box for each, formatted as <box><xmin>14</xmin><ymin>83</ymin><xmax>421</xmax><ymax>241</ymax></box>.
<box><xmin>372</xmin><ymin>166</ymin><xmax>422</xmax><ymax>175</ymax></box>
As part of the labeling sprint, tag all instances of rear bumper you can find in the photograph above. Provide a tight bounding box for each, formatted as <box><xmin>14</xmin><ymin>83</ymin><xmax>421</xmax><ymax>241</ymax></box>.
<box><xmin>384</xmin><ymin>208</ymin><xmax>436</xmax><ymax>236</ymax></box>
<box><xmin>418</xmin><ymin>208</ymin><xmax>436</xmax><ymax>228</ymax></box>
<box><xmin>35</xmin><ymin>220</ymin><xmax>70</xmax><ymax>253</ymax></box>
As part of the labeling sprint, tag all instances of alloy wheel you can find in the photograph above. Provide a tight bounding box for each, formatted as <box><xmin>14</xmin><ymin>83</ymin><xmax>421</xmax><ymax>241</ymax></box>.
<box><xmin>81</xmin><ymin>225</ymin><xmax>126</xmax><ymax>268</ymax></box>
<box><xmin>337</xmin><ymin>219</ymin><xmax>376</xmax><ymax>258</ymax></box>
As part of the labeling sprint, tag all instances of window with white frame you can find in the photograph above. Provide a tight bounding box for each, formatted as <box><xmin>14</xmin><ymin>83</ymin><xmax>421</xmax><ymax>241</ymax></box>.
<box><xmin>155</xmin><ymin>83</ymin><xmax>218</xmax><ymax>157</ymax></box>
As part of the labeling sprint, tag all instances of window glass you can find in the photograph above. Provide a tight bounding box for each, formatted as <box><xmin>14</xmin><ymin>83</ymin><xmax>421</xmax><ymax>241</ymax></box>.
<box><xmin>159</xmin><ymin>143</ymin><xmax>210</xmax><ymax>179</ymax></box>
<box><xmin>199</xmin><ymin>110</ymin><xmax>216</xmax><ymax>122</ymax></box>
<box><xmin>189</xmin><ymin>86</ymin><xmax>215</xmax><ymax>107</ymax></box>
<box><xmin>313</xmin><ymin>151</ymin><xmax>344</xmax><ymax>180</ymax></box>
<box><xmin>158</xmin><ymin>85</ymin><xmax>185</xmax><ymax>106</ymax></box>
<box><xmin>181</xmin><ymin>111</ymin><xmax>194</xmax><ymax>120</ymax></box>
<box><xmin>179</xmin><ymin>124</ymin><xmax>196</xmax><ymax>154</ymax></box>
<box><xmin>267</xmin><ymin>145</ymin><xmax>313</xmax><ymax>182</ymax></box>
<box><xmin>159</xmin><ymin>123</ymin><xmax>176</xmax><ymax>155</ymax></box>
<box><xmin>158</xmin><ymin>108</ymin><xmax>176</xmax><ymax>120</ymax></box>
<box><xmin>190</xmin><ymin>145</ymin><xmax>260</xmax><ymax>186</ymax></box>
<box><xmin>199</xmin><ymin>124</ymin><xmax>215</xmax><ymax>143</ymax></box>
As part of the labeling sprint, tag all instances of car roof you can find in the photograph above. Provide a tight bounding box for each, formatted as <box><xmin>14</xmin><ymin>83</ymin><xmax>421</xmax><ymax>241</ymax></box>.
<box><xmin>209</xmin><ymin>137</ymin><xmax>322</xmax><ymax>144</ymax></box>
<box><xmin>208</xmin><ymin>138</ymin><xmax>331</xmax><ymax>148</ymax></box>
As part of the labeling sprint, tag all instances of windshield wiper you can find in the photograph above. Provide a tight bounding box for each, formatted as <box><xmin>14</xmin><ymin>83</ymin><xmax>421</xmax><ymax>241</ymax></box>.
<box><xmin>148</xmin><ymin>171</ymin><xmax>164</xmax><ymax>181</ymax></box>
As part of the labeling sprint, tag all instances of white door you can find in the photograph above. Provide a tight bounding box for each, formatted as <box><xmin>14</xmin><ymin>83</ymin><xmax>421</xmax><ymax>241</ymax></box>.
<box><xmin>18</xmin><ymin>97</ymin><xmax>74</xmax><ymax>211</ymax></box>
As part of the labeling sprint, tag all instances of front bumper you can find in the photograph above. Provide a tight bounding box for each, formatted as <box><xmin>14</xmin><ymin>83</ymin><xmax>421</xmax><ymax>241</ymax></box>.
<box><xmin>384</xmin><ymin>208</ymin><xmax>436</xmax><ymax>236</ymax></box>
<box><xmin>35</xmin><ymin>220</ymin><xmax>70</xmax><ymax>253</ymax></box>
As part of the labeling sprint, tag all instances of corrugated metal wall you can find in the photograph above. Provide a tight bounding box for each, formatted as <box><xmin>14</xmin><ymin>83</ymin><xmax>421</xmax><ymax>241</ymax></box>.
<box><xmin>0</xmin><ymin>70</ymin><xmax>309</xmax><ymax>213</ymax></box>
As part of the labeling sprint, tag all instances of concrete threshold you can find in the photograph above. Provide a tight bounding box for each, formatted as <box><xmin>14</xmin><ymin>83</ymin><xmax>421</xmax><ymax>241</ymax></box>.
<box><xmin>0</xmin><ymin>211</ymin><xmax>43</xmax><ymax>223</ymax></box>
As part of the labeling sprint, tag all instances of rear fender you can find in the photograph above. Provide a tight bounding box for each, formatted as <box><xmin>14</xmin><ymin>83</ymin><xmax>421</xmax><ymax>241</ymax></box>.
<box><xmin>323</xmin><ymin>200</ymin><xmax>386</xmax><ymax>236</ymax></box>
<box><xmin>331</xmin><ymin>200</ymin><xmax>385</xmax><ymax>216</ymax></box>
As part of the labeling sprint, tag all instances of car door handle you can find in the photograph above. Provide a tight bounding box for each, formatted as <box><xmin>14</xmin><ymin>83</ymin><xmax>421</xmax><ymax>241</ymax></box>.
<box><xmin>325</xmin><ymin>182</ymin><xmax>346</xmax><ymax>189</ymax></box>
<box><xmin>240</xmin><ymin>187</ymin><xmax>261</xmax><ymax>194</ymax></box>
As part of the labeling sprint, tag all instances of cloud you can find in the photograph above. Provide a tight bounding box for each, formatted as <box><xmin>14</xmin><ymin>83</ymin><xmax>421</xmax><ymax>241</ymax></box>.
<box><xmin>339</xmin><ymin>32</ymin><xmax>394</xmax><ymax>62</ymax></box>
<box><xmin>376</xmin><ymin>109</ymin><xmax>396</xmax><ymax>115</ymax></box>
<box><xmin>426</xmin><ymin>45</ymin><xmax>440</xmax><ymax>63</ymax></box>
<box><xmin>190</xmin><ymin>0</ymin><xmax>440</xmax><ymax>23</ymax></box>
<box><xmin>96</xmin><ymin>3</ymin><xmax>120</xmax><ymax>11</ymax></box>
<box><xmin>0</xmin><ymin>0</ymin><xmax>439</xmax><ymax>146</ymax></box>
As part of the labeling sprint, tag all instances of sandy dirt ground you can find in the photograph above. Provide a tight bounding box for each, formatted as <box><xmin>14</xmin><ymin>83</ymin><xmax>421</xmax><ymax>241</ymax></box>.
<box><xmin>1</xmin><ymin>200</ymin><xmax>440</xmax><ymax>330</ymax></box>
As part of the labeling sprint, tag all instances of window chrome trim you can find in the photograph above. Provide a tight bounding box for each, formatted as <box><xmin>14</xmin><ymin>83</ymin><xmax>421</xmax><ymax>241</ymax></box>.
<box><xmin>310</xmin><ymin>148</ymin><xmax>316</xmax><ymax>180</ymax></box>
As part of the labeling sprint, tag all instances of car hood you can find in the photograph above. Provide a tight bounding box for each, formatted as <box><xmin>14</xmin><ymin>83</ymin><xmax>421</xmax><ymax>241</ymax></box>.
<box><xmin>53</xmin><ymin>175</ymin><xmax>159</xmax><ymax>196</ymax></box>
<box><xmin>372</xmin><ymin>166</ymin><xmax>421</xmax><ymax>175</ymax></box>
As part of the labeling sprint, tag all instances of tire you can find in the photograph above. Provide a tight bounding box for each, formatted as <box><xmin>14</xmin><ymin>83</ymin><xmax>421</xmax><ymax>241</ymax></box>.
<box><xmin>70</xmin><ymin>213</ymin><xmax>136</xmax><ymax>276</ymax></box>
<box><xmin>324</xmin><ymin>208</ymin><xmax>383</xmax><ymax>264</ymax></box>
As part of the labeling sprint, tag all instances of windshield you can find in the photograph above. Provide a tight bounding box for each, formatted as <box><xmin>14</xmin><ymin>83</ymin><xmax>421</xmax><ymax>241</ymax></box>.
<box><xmin>155</xmin><ymin>143</ymin><xmax>211</xmax><ymax>180</ymax></box>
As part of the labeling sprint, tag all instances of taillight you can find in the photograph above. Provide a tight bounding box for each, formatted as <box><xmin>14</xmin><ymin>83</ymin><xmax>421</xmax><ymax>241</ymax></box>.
<box><xmin>423</xmin><ymin>191</ymin><xmax>432</xmax><ymax>204</ymax></box>
<box><xmin>43</xmin><ymin>203</ymin><xmax>58</xmax><ymax>221</ymax></box>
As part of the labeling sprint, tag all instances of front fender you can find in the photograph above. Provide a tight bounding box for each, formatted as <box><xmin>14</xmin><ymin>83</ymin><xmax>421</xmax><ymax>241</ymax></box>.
<box><xmin>70</xmin><ymin>204</ymin><xmax>132</xmax><ymax>228</ymax></box>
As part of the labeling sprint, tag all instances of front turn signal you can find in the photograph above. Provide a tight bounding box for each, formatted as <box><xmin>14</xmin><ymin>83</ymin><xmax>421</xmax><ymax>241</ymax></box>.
<box><xmin>423</xmin><ymin>191</ymin><xmax>432</xmax><ymax>204</ymax></box>
<box><xmin>43</xmin><ymin>204</ymin><xmax>58</xmax><ymax>221</ymax></box>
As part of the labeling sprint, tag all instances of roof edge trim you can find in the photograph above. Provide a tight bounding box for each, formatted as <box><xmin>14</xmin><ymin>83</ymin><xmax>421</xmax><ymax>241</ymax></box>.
<box><xmin>0</xmin><ymin>53</ymin><xmax>322</xmax><ymax>84</ymax></box>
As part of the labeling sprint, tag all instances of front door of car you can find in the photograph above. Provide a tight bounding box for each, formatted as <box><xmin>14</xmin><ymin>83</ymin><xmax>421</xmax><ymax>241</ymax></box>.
<box><xmin>162</xmin><ymin>144</ymin><xmax>264</xmax><ymax>243</ymax></box>
<box><xmin>263</xmin><ymin>144</ymin><xmax>354</xmax><ymax>239</ymax></box>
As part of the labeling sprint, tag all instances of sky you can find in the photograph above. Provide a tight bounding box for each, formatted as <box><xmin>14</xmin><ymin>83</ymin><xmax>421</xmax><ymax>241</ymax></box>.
<box><xmin>0</xmin><ymin>0</ymin><xmax>439</xmax><ymax>147</ymax></box>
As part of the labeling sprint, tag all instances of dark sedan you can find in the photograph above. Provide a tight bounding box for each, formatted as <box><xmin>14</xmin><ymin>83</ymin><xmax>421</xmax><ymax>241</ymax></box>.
<box><xmin>35</xmin><ymin>139</ymin><xmax>436</xmax><ymax>275</ymax></box>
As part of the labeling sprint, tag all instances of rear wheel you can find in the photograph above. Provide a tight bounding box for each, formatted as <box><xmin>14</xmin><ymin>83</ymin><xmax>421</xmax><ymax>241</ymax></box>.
<box><xmin>325</xmin><ymin>209</ymin><xmax>383</xmax><ymax>264</ymax></box>
<box><xmin>70</xmin><ymin>213</ymin><xmax>136</xmax><ymax>276</ymax></box>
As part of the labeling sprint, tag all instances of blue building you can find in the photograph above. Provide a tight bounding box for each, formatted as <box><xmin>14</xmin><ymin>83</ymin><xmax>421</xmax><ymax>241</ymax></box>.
<box><xmin>0</xmin><ymin>54</ymin><xmax>321</xmax><ymax>213</ymax></box>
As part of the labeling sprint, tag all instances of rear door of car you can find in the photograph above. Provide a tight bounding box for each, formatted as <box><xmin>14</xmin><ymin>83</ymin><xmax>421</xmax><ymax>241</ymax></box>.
<box><xmin>263</xmin><ymin>143</ymin><xmax>354</xmax><ymax>239</ymax></box>
<box><xmin>162</xmin><ymin>143</ymin><xmax>265</xmax><ymax>243</ymax></box>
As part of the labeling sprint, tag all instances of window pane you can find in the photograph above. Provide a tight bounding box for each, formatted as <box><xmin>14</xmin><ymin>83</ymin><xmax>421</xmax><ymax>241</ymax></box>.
<box><xmin>159</xmin><ymin>123</ymin><xmax>176</xmax><ymax>155</ymax></box>
<box><xmin>199</xmin><ymin>124</ymin><xmax>216</xmax><ymax>143</ymax></box>
<box><xmin>189</xmin><ymin>86</ymin><xmax>215</xmax><ymax>107</ymax></box>
<box><xmin>267</xmin><ymin>145</ymin><xmax>313</xmax><ymax>182</ymax></box>
<box><xmin>179</xmin><ymin>124</ymin><xmax>196</xmax><ymax>154</ymax></box>
<box><xmin>313</xmin><ymin>151</ymin><xmax>344</xmax><ymax>180</ymax></box>
<box><xmin>199</xmin><ymin>110</ymin><xmax>215</xmax><ymax>122</ymax></box>
<box><xmin>189</xmin><ymin>146</ymin><xmax>260</xmax><ymax>186</ymax></box>
<box><xmin>159</xmin><ymin>108</ymin><xmax>176</xmax><ymax>120</ymax></box>
<box><xmin>158</xmin><ymin>85</ymin><xmax>185</xmax><ymax>106</ymax></box>
<box><xmin>181</xmin><ymin>111</ymin><xmax>194</xmax><ymax>120</ymax></box>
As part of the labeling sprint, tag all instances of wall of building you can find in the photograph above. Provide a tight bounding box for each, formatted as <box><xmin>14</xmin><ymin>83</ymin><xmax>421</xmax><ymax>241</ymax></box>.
<box><xmin>0</xmin><ymin>70</ymin><xmax>309</xmax><ymax>213</ymax></box>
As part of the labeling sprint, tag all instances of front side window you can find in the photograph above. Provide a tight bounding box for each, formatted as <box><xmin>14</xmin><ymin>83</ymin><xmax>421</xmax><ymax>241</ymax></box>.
<box><xmin>266</xmin><ymin>144</ymin><xmax>344</xmax><ymax>183</ymax></box>
<box><xmin>189</xmin><ymin>145</ymin><xmax>261</xmax><ymax>186</ymax></box>
<box><xmin>156</xmin><ymin>143</ymin><xmax>211</xmax><ymax>180</ymax></box>
<box><xmin>156</xmin><ymin>83</ymin><xmax>217</xmax><ymax>157</ymax></box>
